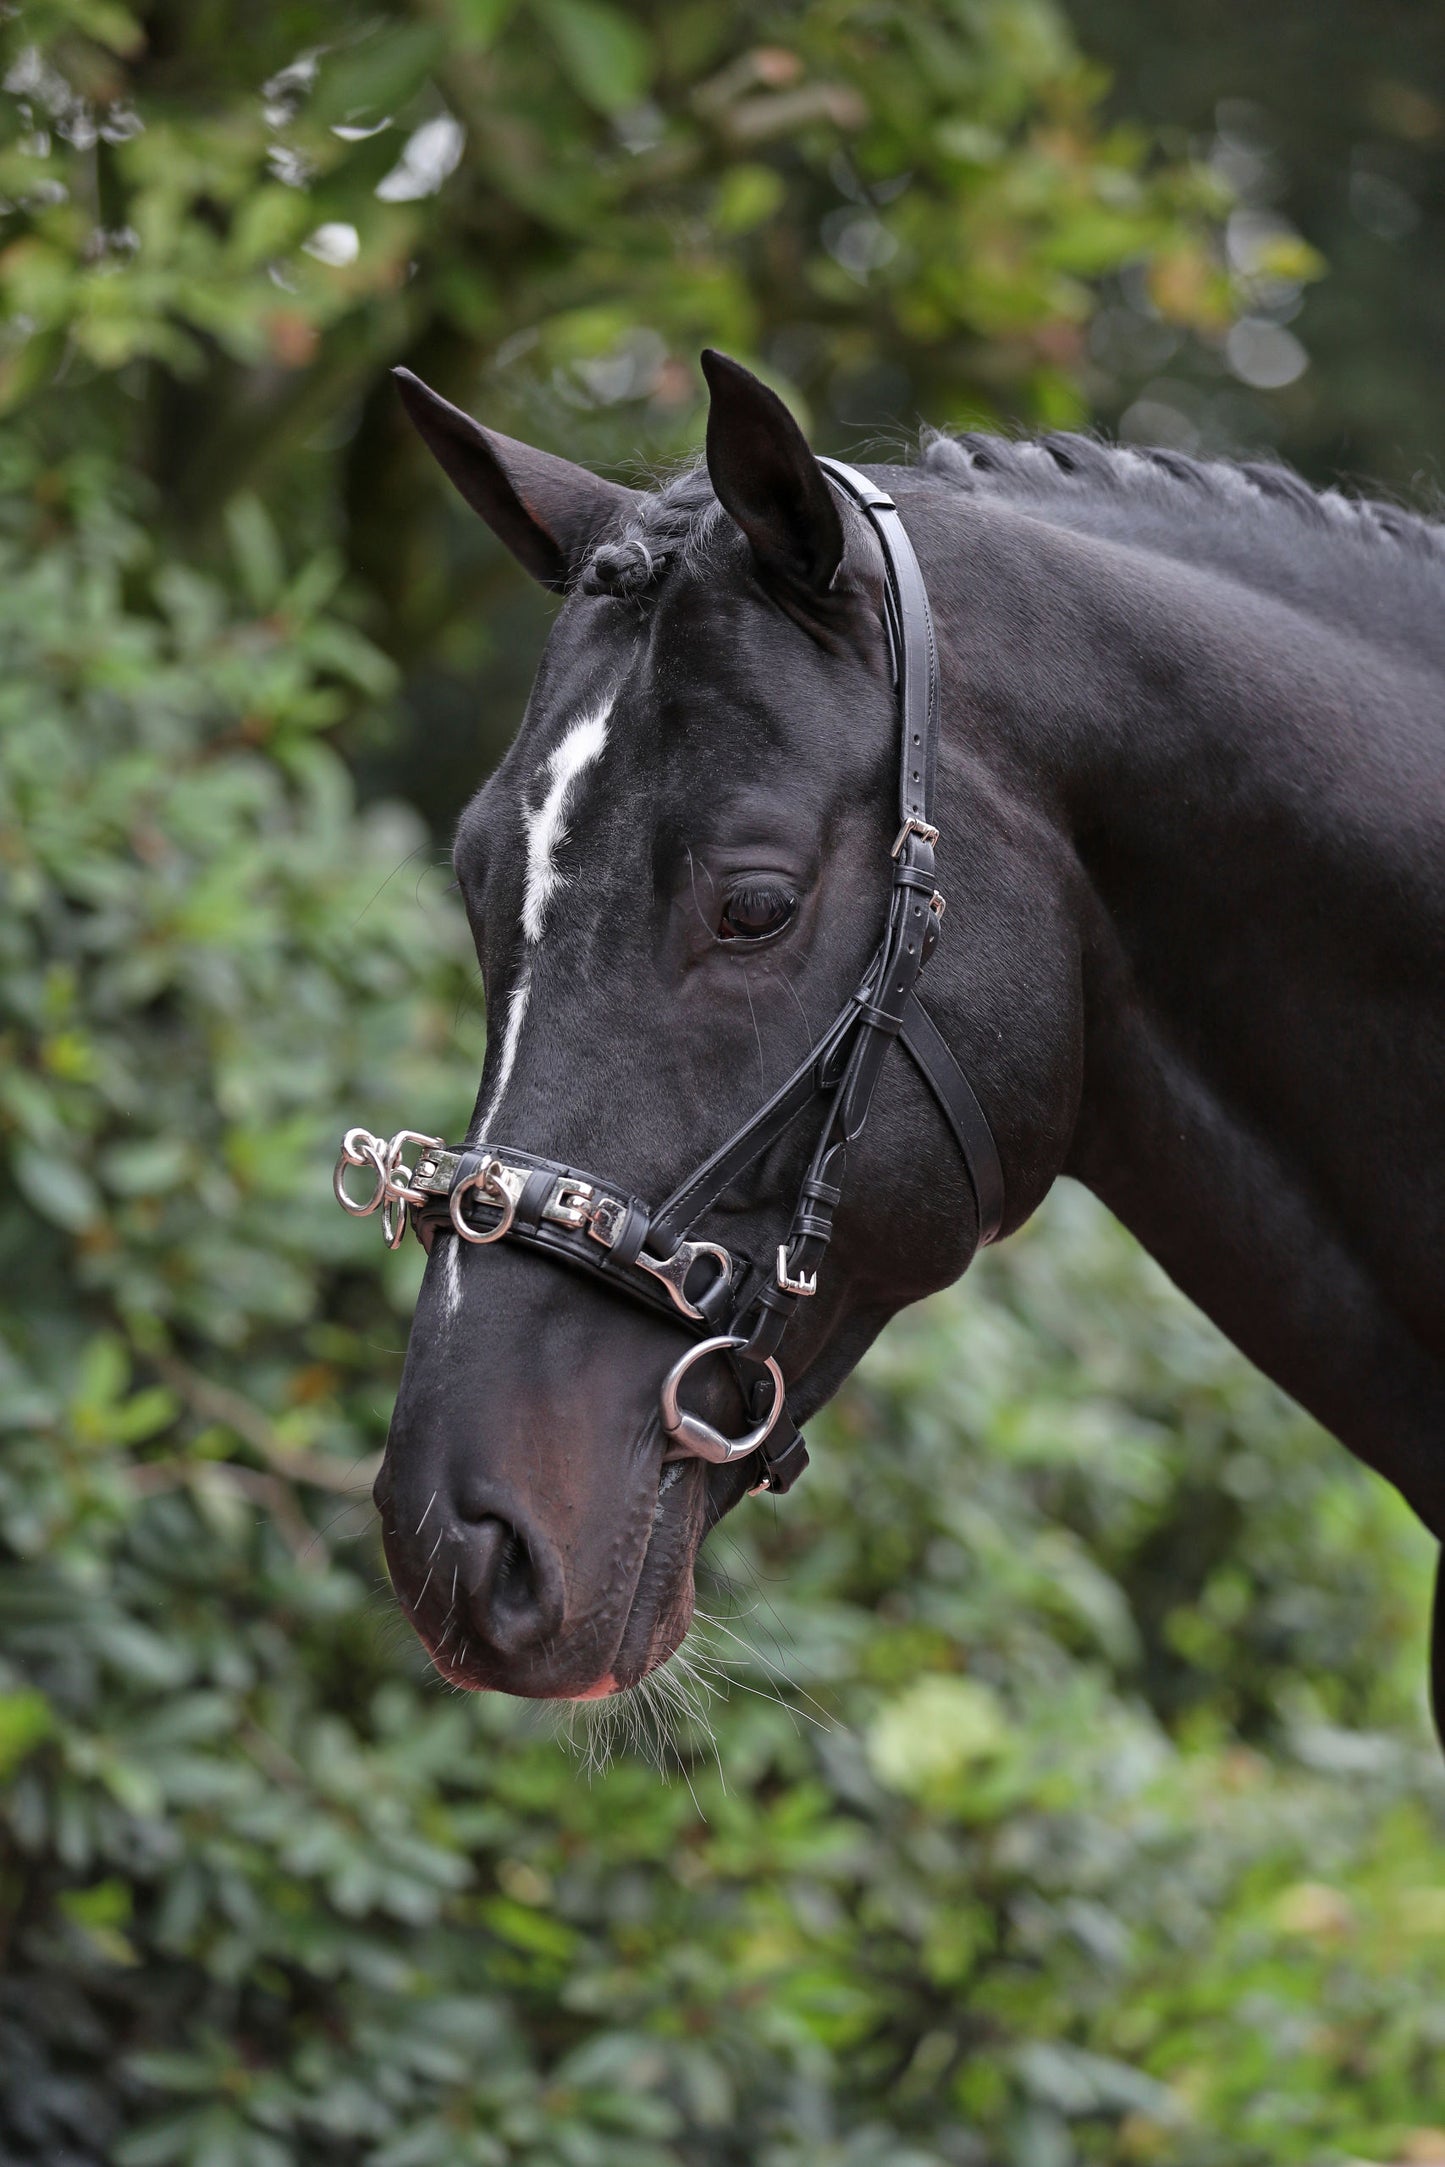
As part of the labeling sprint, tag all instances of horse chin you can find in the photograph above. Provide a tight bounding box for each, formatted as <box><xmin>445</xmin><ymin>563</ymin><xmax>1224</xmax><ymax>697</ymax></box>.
<box><xmin>402</xmin><ymin>1438</ymin><xmax>714</xmax><ymax>1702</ymax></box>
<box><xmin>602</xmin><ymin>1459</ymin><xmax>707</xmax><ymax>1692</ymax></box>
<box><xmin>587</xmin><ymin>1450</ymin><xmax>763</xmax><ymax>1696</ymax></box>
<box><xmin>608</xmin><ymin>1564</ymin><xmax>697</xmax><ymax>1692</ymax></box>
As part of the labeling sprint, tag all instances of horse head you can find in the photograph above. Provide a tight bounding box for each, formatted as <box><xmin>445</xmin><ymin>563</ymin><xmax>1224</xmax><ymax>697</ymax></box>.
<box><xmin>365</xmin><ymin>353</ymin><xmax>1086</xmax><ymax>1698</ymax></box>
<box><xmin>353</xmin><ymin>358</ymin><xmax>1445</xmax><ymax>1733</ymax></box>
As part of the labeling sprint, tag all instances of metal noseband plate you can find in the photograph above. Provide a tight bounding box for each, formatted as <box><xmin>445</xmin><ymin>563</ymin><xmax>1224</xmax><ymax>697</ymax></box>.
<box><xmin>659</xmin><ymin>1335</ymin><xmax>785</xmax><ymax>1466</ymax></box>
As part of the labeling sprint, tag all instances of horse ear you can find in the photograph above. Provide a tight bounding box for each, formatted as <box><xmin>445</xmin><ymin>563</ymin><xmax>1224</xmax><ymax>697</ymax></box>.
<box><xmin>701</xmin><ymin>349</ymin><xmax>844</xmax><ymax>595</ymax></box>
<box><xmin>393</xmin><ymin>368</ymin><xmax>638</xmax><ymax>591</ymax></box>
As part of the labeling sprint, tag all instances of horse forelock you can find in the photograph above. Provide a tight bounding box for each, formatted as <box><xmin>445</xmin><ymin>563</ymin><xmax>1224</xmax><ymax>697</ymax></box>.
<box><xmin>575</xmin><ymin>465</ymin><xmax>728</xmax><ymax>598</ymax></box>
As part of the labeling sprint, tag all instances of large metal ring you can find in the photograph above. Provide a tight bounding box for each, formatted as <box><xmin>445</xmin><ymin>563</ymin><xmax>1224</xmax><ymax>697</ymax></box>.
<box><xmin>659</xmin><ymin>1335</ymin><xmax>785</xmax><ymax>1466</ymax></box>
<box><xmin>449</xmin><ymin>1158</ymin><xmax>518</xmax><ymax>1246</ymax></box>
<box><xmin>333</xmin><ymin>1130</ymin><xmax>388</xmax><ymax>1216</ymax></box>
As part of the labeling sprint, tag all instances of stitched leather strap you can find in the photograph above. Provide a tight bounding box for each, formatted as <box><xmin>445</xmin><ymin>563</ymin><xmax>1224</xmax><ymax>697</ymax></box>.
<box><xmin>411</xmin><ymin>1146</ymin><xmax>743</xmax><ymax>1329</ymax></box>
<box><xmin>649</xmin><ymin>1000</ymin><xmax>858</xmax><ymax>1259</ymax></box>
<box><xmin>899</xmin><ymin>992</ymin><xmax>1005</xmax><ymax>1244</ymax></box>
<box><xmin>734</xmin><ymin>460</ymin><xmax>952</xmax><ymax>1363</ymax></box>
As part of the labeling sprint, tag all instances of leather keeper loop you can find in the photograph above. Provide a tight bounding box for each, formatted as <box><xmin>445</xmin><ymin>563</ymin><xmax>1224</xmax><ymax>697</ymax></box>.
<box><xmin>597</xmin><ymin>1201</ymin><xmax>650</xmax><ymax>1272</ymax></box>
<box><xmin>856</xmin><ymin>999</ymin><xmax>906</xmax><ymax>1036</ymax></box>
<box><xmin>757</xmin><ymin>1424</ymin><xmax>809</xmax><ymax>1494</ymax></box>
<box><xmin>694</xmin><ymin>1270</ymin><xmax>736</xmax><ymax>1328</ymax></box>
<box><xmin>892</xmin><ymin>863</ymin><xmax>938</xmax><ymax>894</ymax></box>
<box><xmin>515</xmin><ymin>1167</ymin><xmax>556</xmax><ymax>1234</ymax></box>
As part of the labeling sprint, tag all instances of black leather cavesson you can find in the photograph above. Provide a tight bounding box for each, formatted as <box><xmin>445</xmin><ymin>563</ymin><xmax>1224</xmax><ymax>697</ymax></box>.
<box><xmin>405</xmin><ymin>458</ymin><xmax>1005</xmax><ymax>1491</ymax></box>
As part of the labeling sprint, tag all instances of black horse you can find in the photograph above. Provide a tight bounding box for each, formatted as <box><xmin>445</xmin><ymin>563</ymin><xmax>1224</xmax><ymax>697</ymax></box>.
<box><xmin>364</xmin><ymin>351</ymin><xmax>1445</xmax><ymax>1725</ymax></box>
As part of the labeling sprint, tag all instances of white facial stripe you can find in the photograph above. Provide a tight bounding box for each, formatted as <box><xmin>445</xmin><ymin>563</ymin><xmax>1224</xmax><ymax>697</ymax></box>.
<box><xmin>471</xmin><ymin>963</ymin><xmax>531</xmax><ymax>1143</ymax></box>
<box><xmin>441</xmin><ymin>1230</ymin><xmax>462</xmax><ymax>1319</ymax></box>
<box><xmin>468</xmin><ymin>698</ymin><xmax>611</xmax><ymax>1143</ymax></box>
<box><xmin>446</xmin><ymin>964</ymin><xmax>533</xmax><ymax>1318</ymax></box>
<box><xmin>522</xmin><ymin>700</ymin><xmax>612</xmax><ymax>944</ymax></box>
<box><xmin>443</xmin><ymin>700</ymin><xmax>612</xmax><ymax>1323</ymax></box>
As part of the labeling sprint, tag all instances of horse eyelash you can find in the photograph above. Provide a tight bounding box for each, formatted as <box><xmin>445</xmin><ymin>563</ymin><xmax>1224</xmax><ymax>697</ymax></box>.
<box><xmin>726</xmin><ymin>882</ymin><xmax>794</xmax><ymax>915</ymax></box>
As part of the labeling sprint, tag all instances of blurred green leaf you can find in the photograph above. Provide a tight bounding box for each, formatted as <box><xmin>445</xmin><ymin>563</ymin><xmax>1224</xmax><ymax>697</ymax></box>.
<box><xmin>224</xmin><ymin>496</ymin><xmax>286</xmax><ymax>613</ymax></box>
<box><xmin>309</xmin><ymin>25</ymin><xmax>448</xmax><ymax>129</ymax></box>
<box><xmin>533</xmin><ymin>0</ymin><xmax>653</xmax><ymax>114</ymax></box>
<box><xmin>0</xmin><ymin>1689</ymin><xmax>53</xmax><ymax>1777</ymax></box>
<box><xmin>11</xmin><ymin>1145</ymin><xmax>102</xmax><ymax>1232</ymax></box>
<box><xmin>868</xmin><ymin>1673</ymin><xmax>1012</xmax><ymax>1796</ymax></box>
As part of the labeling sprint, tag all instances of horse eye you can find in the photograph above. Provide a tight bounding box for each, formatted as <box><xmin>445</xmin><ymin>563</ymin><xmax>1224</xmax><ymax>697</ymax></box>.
<box><xmin>718</xmin><ymin>882</ymin><xmax>797</xmax><ymax>943</ymax></box>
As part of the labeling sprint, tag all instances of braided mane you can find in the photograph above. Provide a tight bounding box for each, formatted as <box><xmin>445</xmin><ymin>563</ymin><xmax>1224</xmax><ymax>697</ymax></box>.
<box><xmin>919</xmin><ymin>428</ymin><xmax>1445</xmax><ymax>558</ymax></box>
<box><xmin>577</xmin><ymin>429</ymin><xmax>1445</xmax><ymax>665</ymax></box>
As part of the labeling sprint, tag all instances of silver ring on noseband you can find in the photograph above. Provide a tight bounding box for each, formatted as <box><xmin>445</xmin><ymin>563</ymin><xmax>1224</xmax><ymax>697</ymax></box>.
<box><xmin>659</xmin><ymin>1335</ymin><xmax>785</xmax><ymax>1465</ymax></box>
<box><xmin>333</xmin><ymin>1128</ymin><xmax>390</xmax><ymax>1217</ymax></box>
<box><xmin>449</xmin><ymin>1157</ymin><xmax>523</xmax><ymax>1245</ymax></box>
<box><xmin>335</xmin><ymin>1127</ymin><xmax>445</xmax><ymax>1247</ymax></box>
<box><xmin>381</xmin><ymin>1191</ymin><xmax>409</xmax><ymax>1250</ymax></box>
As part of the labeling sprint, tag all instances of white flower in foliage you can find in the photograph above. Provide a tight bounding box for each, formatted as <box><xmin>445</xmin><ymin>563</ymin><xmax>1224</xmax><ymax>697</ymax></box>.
<box><xmin>375</xmin><ymin>115</ymin><xmax>464</xmax><ymax>202</ymax></box>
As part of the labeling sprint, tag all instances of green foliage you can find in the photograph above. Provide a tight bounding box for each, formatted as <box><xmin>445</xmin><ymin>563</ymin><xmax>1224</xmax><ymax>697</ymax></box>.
<box><xmin>1072</xmin><ymin>0</ymin><xmax>1445</xmax><ymax>498</ymax></box>
<box><xmin>1</xmin><ymin>5</ymin><xmax>1439</xmax><ymax>2167</ymax></box>
<box><xmin>1</xmin><ymin>0</ymin><xmax>1227</xmax><ymax>405</ymax></box>
<box><xmin>0</xmin><ymin>0</ymin><xmax>1232</xmax><ymax>686</ymax></box>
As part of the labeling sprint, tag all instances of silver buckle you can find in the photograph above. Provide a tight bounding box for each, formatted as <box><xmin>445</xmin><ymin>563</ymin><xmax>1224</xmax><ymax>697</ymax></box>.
<box><xmin>776</xmin><ymin>1243</ymin><xmax>818</xmax><ymax>1298</ymax></box>
<box><xmin>542</xmin><ymin>1177</ymin><xmax>596</xmax><ymax>1230</ymax></box>
<box><xmin>588</xmin><ymin>1194</ymin><xmax>629</xmax><ymax>1248</ymax></box>
<box><xmin>891</xmin><ymin>816</ymin><xmax>939</xmax><ymax>857</ymax></box>
<box><xmin>928</xmin><ymin>889</ymin><xmax>946</xmax><ymax>921</ymax></box>
<box><xmin>541</xmin><ymin>1177</ymin><xmax>629</xmax><ymax>1247</ymax></box>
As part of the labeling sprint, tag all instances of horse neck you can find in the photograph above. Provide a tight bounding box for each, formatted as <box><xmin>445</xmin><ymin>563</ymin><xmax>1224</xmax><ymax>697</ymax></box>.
<box><xmin>927</xmin><ymin>490</ymin><xmax>1445</xmax><ymax>1532</ymax></box>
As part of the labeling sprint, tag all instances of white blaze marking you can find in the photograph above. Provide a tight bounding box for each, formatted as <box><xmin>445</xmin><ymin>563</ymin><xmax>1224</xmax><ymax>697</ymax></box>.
<box><xmin>441</xmin><ymin>698</ymin><xmax>613</xmax><ymax>1321</ymax></box>
<box><xmin>469</xmin><ymin>964</ymin><xmax>533</xmax><ymax>1147</ymax></box>
<box><xmin>441</xmin><ymin>1232</ymin><xmax>462</xmax><ymax>1319</ymax></box>
<box><xmin>522</xmin><ymin>701</ymin><xmax>612</xmax><ymax>942</ymax></box>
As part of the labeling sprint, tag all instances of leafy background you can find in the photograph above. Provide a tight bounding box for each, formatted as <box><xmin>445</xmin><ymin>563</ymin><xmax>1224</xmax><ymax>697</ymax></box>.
<box><xmin>2</xmin><ymin>4</ymin><xmax>1443</xmax><ymax>2164</ymax></box>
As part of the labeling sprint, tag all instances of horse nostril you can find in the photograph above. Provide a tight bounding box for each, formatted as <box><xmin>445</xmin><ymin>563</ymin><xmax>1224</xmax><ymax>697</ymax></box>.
<box><xmin>459</xmin><ymin>1512</ymin><xmax>561</xmax><ymax>1656</ymax></box>
<box><xmin>487</xmin><ymin>1518</ymin><xmax>533</xmax><ymax>1608</ymax></box>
